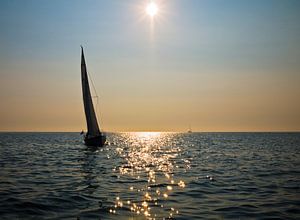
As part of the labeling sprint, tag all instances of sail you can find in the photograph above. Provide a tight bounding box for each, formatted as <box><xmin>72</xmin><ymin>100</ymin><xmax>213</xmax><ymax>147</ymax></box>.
<box><xmin>81</xmin><ymin>47</ymin><xmax>101</xmax><ymax>137</ymax></box>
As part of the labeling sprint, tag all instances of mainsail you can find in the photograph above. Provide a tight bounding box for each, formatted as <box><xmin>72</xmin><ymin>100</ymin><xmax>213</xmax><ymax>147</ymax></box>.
<box><xmin>81</xmin><ymin>47</ymin><xmax>101</xmax><ymax>137</ymax></box>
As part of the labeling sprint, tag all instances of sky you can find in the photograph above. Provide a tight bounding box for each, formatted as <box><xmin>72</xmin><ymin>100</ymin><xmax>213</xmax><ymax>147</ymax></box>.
<box><xmin>0</xmin><ymin>0</ymin><xmax>300</xmax><ymax>132</ymax></box>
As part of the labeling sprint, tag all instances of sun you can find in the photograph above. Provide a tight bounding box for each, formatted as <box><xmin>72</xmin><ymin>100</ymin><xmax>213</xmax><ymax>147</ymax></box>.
<box><xmin>146</xmin><ymin>2</ymin><xmax>158</xmax><ymax>17</ymax></box>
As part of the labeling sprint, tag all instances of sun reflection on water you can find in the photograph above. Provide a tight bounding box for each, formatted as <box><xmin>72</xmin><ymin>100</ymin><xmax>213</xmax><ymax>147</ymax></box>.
<box><xmin>109</xmin><ymin>132</ymin><xmax>187</xmax><ymax>219</ymax></box>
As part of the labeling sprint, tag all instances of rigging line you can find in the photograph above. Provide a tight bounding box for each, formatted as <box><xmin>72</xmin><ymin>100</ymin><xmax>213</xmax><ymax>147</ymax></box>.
<box><xmin>95</xmin><ymin>95</ymin><xmax>100</xmax><ymax>126</ymax></box>
<box><xmin>87</xmin><ymin>70</ymin><xmax>98</xmax><ymax>98</ymax></box>
<box><xmin>84</xmin><ymin>54</ymin><xmax>103</xmax><ymax>130</ymax></box>
<box><xmin>87</xmin><ymin>70</ymin><xmax>102</xmax><ymax>126</ymax></box>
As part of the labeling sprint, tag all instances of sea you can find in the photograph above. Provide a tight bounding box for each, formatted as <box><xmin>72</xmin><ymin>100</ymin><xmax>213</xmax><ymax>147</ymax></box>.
<box><xmin>0</xmin><ymin>132</ymin><xmax>299</xmax><ymax>219</ymax></box>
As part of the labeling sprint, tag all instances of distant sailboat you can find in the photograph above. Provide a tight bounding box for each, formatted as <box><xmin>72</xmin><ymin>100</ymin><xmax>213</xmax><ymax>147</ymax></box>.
<box><xmin>81</xmin><ymin>46</ymin><xmax>106</xmax><ymax>147</ymax></box>
<box><xmin>188</xmin><ymin>125</ymin><xmax>192</xmax><ymax>133</ymax></box>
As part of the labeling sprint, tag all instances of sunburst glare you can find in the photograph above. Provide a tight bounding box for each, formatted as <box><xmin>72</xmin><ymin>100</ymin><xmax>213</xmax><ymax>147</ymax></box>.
<box><xmin>146</xmin><ymin>1</ymin><xmax>158</xmax><ymax>17</ymax></box>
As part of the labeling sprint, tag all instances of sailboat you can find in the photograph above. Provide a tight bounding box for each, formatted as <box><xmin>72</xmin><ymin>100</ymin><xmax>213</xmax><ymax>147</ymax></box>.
<box><xmin>81</xmin><ymin>46</ymin><xmax>106</xmax><ymax>147</ymax></box>
<box><xmin>188</xmin><ymin>125</ymin><xmax>192</xmax><ymax>133</ymax></box>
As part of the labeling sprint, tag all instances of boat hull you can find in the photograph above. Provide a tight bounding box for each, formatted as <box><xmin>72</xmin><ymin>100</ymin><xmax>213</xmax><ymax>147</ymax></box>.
<box><xmin>84</xmin><ymin>134</ymin><xmax>106</xmax><ymax>147</ymax></box>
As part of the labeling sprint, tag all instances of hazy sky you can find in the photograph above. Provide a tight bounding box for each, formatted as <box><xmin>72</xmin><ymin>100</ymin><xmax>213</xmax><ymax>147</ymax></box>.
<box><xmin>1</xmin><ymin>0</ymin><xmax>300</xmax><ymax>132</ymax></box>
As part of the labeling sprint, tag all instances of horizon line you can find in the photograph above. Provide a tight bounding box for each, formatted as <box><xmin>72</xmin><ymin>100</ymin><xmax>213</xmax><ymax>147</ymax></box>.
<box><xmin>0</xmin><ymin>130</ymin><xmax>299</xmax><ymax>133</ymax></box>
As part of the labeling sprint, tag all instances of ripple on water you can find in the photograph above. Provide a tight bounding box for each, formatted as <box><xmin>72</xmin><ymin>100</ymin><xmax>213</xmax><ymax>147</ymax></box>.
<box><xmin>0</xmin><ymin>132</ymin><xmax>299</xmax><ymax>219</ymax></box>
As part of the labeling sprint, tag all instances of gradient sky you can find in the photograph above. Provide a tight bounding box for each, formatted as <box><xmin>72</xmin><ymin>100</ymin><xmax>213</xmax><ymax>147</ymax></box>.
<box><xmin>1</xmin><ymin>0</ymin><xmax>300</xmax><ymax>132</ymax></box>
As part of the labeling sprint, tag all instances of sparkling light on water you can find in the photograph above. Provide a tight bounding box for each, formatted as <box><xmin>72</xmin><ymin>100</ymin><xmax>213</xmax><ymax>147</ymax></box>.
<box><xmin>109</xmin><ymin>132</ymin><xmax>185</xmax><ymax>218</ymax></box>
<box><xmin>2</xmin><ymin>133</ymin><xmax>297</xmax><ymax>219</ymax></box>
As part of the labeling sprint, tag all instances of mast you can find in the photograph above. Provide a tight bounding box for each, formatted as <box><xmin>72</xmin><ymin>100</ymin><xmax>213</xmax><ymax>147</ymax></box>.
<box><xmin>81</xmin><ymin>47</ymin><xmax>101</xmax><ymax>137</ymax></box>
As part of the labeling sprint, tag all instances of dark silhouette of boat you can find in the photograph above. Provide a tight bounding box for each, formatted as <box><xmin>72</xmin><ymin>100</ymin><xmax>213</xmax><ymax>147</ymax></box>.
<box><xmin>188</xmin><ymin>125</ymin><xmax>192</xmax><ymax>133</ymax></box>
<box><xmin>81</xmin><ymin>46</ymin><xmax>106</xmax><ymax>147</ymax></box>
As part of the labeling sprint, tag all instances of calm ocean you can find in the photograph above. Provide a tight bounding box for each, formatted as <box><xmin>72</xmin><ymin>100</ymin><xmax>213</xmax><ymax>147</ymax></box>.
<box><xmin>0</xmin><ymin>132</ymin><xmax>299</xmax><ymax>219</ymax></box>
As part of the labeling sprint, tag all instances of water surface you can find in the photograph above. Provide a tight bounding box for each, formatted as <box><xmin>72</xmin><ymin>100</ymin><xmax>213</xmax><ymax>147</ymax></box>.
<box><xmin>0</xmin><ymin>132</ymin><xmax>299</xmax><ymax>219</ymax></box>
